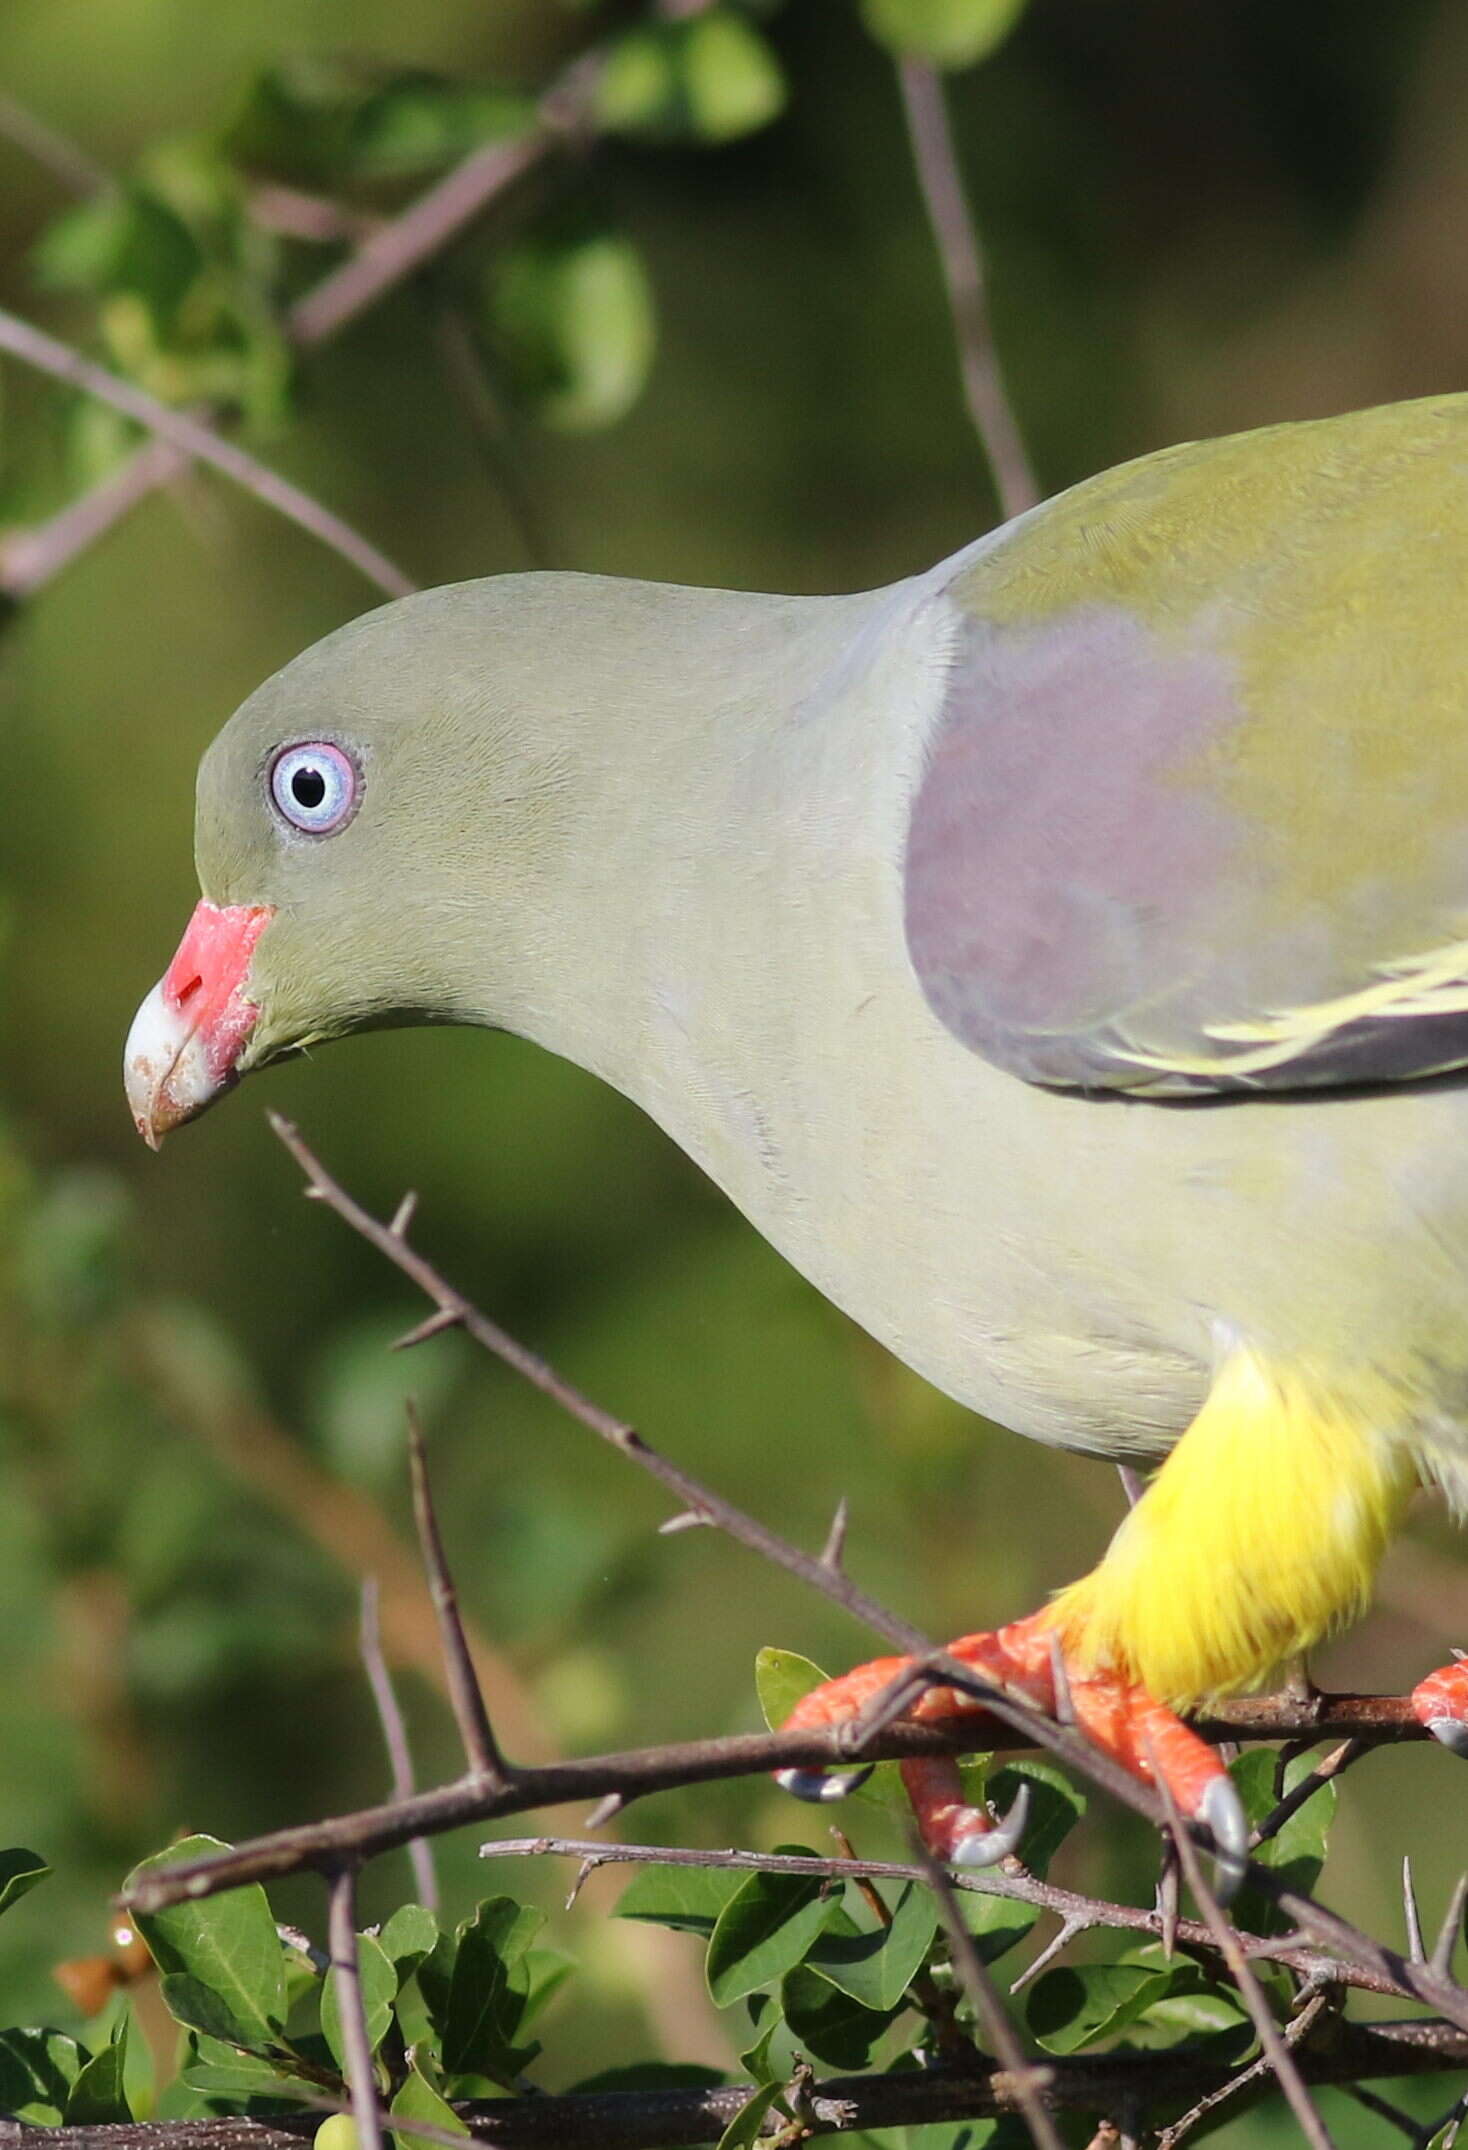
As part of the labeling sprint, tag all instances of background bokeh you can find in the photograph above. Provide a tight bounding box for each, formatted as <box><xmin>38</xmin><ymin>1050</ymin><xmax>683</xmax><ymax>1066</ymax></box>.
<box><xmin>0</xmin><ymin>0</ymin><xmax>1466</xmax><ymax>2136</ymax></box>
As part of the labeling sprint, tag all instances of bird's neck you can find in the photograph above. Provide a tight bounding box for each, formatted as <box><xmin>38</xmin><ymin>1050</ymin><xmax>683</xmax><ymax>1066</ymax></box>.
<box><xmin>474</xmin><ymin>575</ymin><xmax>938</xmax><ymax>1118</ymax></box>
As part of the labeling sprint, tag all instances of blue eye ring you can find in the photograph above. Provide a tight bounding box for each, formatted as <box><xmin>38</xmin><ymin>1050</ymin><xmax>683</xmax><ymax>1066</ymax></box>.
<box><xmin>269</xmin><ymin>740</ymin><xmax>360</xmax><ymax>836</ymax></box>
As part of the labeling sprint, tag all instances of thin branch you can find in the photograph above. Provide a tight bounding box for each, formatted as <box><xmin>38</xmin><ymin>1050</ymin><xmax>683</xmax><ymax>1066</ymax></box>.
<box><xmin>1433</xmin><ymin>1873</ymin><xmax>1468</xmax><ymax>1979</ymax></box>
<box><xmin>406</xmin><ymin>1403</ymin><xmax>510</xmax><ymax>1788</ymax></box>
<box><xmin>358</xmin><ymin>1578</ymin><xmax>438</xmax><ymax>1911</ymax></box>
<box><xmin>911</xmin><ymin>1833</ymin><xmax>1066</xmax><ymax>2150</ymax></box>
<box><xmin>895</xmin><ymin>56</ymin><xmax>1039</xmax><ymax>520</ymax></box>
<box><xmin>7</xmin><ymin>2023</ymin><xmax>1467</xmax><ymax>2150</ymax></box>
<box><xmin>0</xmin><ymin>92</ymin><xmax>110</xmax><ymax>195</ymax></box>
<box><xmin>326</xmin><ymin>1865</ymin><xmax>385</xmax><ymax>2150</ymax></box>
<box><xmin>1157</xmin><ymin>1767</ymin><xmax>1336</xmax><ymax>2150</ymax></box>
<box><xmin>1406</xmin><ymin>1855</ymin><xmax>1427</xmax><ymax>1965</ymax></box>
<box><xmin>269</xmin><ymin>1116</ymin><xmax>1427</xmax><ymax>1802</ymax></box>
<box><xmin>1158</xmin><ymin>1993</ymin><xmax>1329</xmax><ymax>2150</ymax></box>
<box><xmin>1252</xmin><ymin>1737</ymin><xmax>1365</xmax><ymax>1849</ymax></box>
<box><xmin>474</xmin><ymin>1834</ymin><xmax>1416</xmax><ymax>2006</ymax></box>
<box><xmin>0</xmin><ymin>307</ymin><xmax>414</xmax><ymax>598</ymax></box>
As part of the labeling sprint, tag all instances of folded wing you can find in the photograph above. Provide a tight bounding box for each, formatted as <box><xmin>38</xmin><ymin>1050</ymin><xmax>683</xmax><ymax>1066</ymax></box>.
<box><xmin>904</xmin><ymin>395</ymin><xmax>1468</xmax><ymax>1095</ymax></box>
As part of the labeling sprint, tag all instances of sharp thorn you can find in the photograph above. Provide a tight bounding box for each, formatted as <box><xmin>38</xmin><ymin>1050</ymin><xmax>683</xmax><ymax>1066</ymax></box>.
<box><xmin>658</xmin><ymin>1509</ymin><xmax>712</xmax><ymax>1535</ymax></box>
<box><xmin>392</xmin><ymin>1305</ymin><xmax>461</xmax><ymax>1351</ymax></box>
<box><xmin>584</xmin><ymin>1793</ymin><xmax>623</xmax><ymax>1831</ymax></box>
<box><xmin>820</xmin><ymin>1497</ymin><xmax>850</xmax><ymax>1572</ymax></box>
<box><xmin>565</xmin><ymin>1857</ymin><xmax>601</xmax><ymax>1910</ymax></box>
<box><xmin>391</xmin><ymin>1190</ymin><xmax>418</xmax><ymax>1239</ymax></box>
<box><xmin>1404</xmin><ymin>1854</ymin><xmax>1426</xmax><ymax>1963</ymax></box>
<box><xmin>1432</xmin><ymin>1873</ymin><xmax>1468</xmax><ymax>1978</ymax></box>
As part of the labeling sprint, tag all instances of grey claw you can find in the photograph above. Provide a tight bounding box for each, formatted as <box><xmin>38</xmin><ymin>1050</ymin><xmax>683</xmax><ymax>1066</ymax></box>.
<box><xmin>950</xmin><ymin>1782</ymin><xmax>1031</xmax><ymax>1868</ymax></box>
<box><xmin>1426</xmin><ymin>1716</ymin><xmax>1468</xmax><ymax>1758</ymax></box>
<box><xmin>1200</xmin><ymin>1774</ymin><xmax>1249</xmax><ymax>1903</ymax></box>
<box><xmin>775</xmin><ymin>1764</ymin><xmax>875</xmax><ymax>1804</ymax></box>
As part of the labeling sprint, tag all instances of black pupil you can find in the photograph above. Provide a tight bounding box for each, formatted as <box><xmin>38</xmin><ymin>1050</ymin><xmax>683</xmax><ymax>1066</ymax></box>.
<box><xmin>291</xmin><ymin>766</ymin><xmax>327</xmax><ymax>811</ymax></box>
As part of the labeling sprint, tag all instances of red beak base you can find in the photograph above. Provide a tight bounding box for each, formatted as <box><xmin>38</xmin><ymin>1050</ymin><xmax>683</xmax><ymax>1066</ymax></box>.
<box><xmin>124</xmin><ymin>901</ymin><xmax>274</xmax><ymax>1146</ymax></box>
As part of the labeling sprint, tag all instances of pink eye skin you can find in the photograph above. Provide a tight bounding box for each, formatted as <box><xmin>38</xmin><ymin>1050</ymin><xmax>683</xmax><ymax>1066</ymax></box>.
<box><xmin>268</xmin><ymin>741</ymin><xmax>361</xmax><ymax>836</ymax></box>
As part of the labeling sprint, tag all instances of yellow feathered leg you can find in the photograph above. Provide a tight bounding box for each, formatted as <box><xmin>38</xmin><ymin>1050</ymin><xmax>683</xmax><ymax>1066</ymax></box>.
<box><xmin>779</xmin><ymin>1344</ymin><xmax>1424</xmax><ymax>1870</ymax></box>
<box><xmin>1050</xmin><ymin>1345</ymin><xmax>1417</xmax><ymax>1707</ymax></box>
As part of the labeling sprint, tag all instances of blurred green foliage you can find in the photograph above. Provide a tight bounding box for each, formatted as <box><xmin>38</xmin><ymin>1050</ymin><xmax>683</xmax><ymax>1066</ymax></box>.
<box><xmin>0</xmin><ymin>0</ymin><xmax>1466</xmax><ymax>2140</ymax></box>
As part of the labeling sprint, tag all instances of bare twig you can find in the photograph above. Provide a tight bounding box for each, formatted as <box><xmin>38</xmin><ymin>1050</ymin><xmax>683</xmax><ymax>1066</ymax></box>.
<box><xmin>474</xmin><ymin>1834</ymin><xmax>1414</xmax><ymax>2006</ymax></box>
<box><xmin>0</xmin><ymin>307</ymin><xmax>414</xmax><ymax>597</ymax></box>
<box><xmin>406</xmin><ymin>1405</ymin><xmax>510</xmax><ymax>1789</ymax></box>
<box><xmin>1252</xmin><ymin>1737</ymin><xmax>1364</xmax><ymax>1849</ymax></box>
<box><xmin>1433</xmin><ymin>1873</ymin><xmax>1468</xmax><ymax>1979</ymax></box>
<box><xmin>0</xmin><ymin>91</ymin><xmax>110</xmax><ymax>195</ymax></box>
<box><xmin>910</xmin><ymin>1834</ymin><xmax>1065</xmax><ymax>2150</ymax></box>
<box><xmin>1157</xmin><ymin>1768</ymin><xmax>1336</xmax><ymax>2150</ymax></box>
<box><xmin>1406</xmin><ymin>1854</ymin><xmax>1427</xmax><ymax>1964</ymax></box>
<box><xmin>1157</xmin><ymin>1993</ymin><xmax>1329</xmax><ymax>2150</ymax></box>
<box><xmin>326</xmin><ymin>1865</ymin><xmax>385</xmax><ymax>2150</ymax></box>
<box><xmin>358</xmin><ymin>1578</ymin><xmax>437</xmax><ymax>1911</ymax></box>
<box><xmin>6</xmin><ymin>2024</ymin><xmax>1468</xmax><ymax>2149</ymax></box>
<box><xmin>269</xmin><ymin>1116</ymin><xmax>1428</xmax><ymax>1803</ymax></box>
<box><xmin>1010</xmin><ymin>1913</ymin><xmax>1094</xmax><ymax>1995</ymax></box>
<box><xmin>895</xmin><ymin>57</ymin><xmax>1039</xmax><ymax>520</ymax></box>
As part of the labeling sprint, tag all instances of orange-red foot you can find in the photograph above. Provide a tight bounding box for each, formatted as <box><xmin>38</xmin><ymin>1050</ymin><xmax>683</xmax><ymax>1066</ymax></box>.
<box><xmin>1412</xmin><ymin>1656</ymin><xmax>1468</xmax><ymax>1756</ymax></box>
<box><xmin>775</xmin><ymin>1612</ymin><xmax>1247</xmax><ymax>1883</ymax></box>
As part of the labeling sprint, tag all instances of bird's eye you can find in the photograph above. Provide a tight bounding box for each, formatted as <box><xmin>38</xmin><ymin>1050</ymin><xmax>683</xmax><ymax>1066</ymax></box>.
<box><xmin>269</xmin><ymin>742</ymin><xmax>359</xmax><ymax>836</ymax></box>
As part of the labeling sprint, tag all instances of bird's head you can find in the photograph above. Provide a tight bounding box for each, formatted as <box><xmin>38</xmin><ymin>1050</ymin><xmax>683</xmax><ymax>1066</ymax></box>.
<box><xmin>123</xmin><ymin>574</ymin><xmax>633</xmax><ymax>1146</ymax></box>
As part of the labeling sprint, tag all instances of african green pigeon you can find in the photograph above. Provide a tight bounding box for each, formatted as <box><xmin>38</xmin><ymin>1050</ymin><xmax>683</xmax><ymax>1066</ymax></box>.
<box><xmin>125</xmin><ymin>393</ymin><xmax>1468</xmax><ymax>1868</ymax></box>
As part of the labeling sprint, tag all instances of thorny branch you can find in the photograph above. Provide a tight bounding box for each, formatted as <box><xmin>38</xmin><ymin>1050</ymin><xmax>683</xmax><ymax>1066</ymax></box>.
<box><xmin>102</xmin><ymin>1113</ymin><xmax>1468</xmax><ymax>2148</ymax></box>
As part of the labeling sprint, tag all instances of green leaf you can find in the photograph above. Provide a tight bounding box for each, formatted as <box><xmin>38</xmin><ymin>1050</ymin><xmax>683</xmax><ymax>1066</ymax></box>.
<box><xmin>737</xmin><ymin>2008</ymin><xmax>781</xmax><ymax>2087</ymax></box>
<box><xmin>225</xmin><ymin>59</ymin><xmax>533</xmax><ymax>189</ymax></box>
<box><xmin>65</xmin><ymin>2016</ymin><xmax>131</xmax><ymax>2127</ymax></box>
<box><xmin>321</xmin><ymin>1929</ymin><xmax>397</xmax><ymax>2071</ymax></box>
<box><xmin>755</xmin><ymin>1646</ymin><xmax>825</xmax><ymax>1729</ymax></box>
<box><xmin>489</xmin><ymin>230</ymin><xmax>656</xmax><ymax>434</ymax></box>
<box><xmin>616</xmin><ymin>1863</ymin><xmax>745</xmax><ymax>1937</ymax></box>
<box><xmin>380</xmin><ymin>1905</ymin><xmax>440</xmax><ymax>1983</ymax></box>
<box><xmin>391</xmin><ymin>2056</ymin><xmax>467</xmax><ymax>2147</ymax></box>
<box><xmin>33</xmin><ymin>187</ymin><xmax>202</xmax><ymax>323</ymax></box>
<box><xmin>441</xmin><ymin>1898</ymin><xmax>543</xmax><ymax>2083</ymax></box>
<box><xmin>804</xmin><ymin>1882</ymin><xmax>937</xmax><ymax>2010</ymax></box>
<box><xmin>596</xmin><ymin>13</ymin><xmax>786</xmax><ymax>143</ymax></box>
<box><xmin>1025</xmin><ymin>1964</ymin><xmax>1174</xmax><ymax>2055</ymax></box>
<box><xmin>781</xmin><ymin>1964</ymin><xmax>899</xmax><ymax>2068</ymax></box>
<box><xmin>705</xmin><ymin>1858</ymin><xmax>838</xmax><ymax>2007</ymax></box>
<box><xmin>519</xmin><ymin>1947</ymin><xmax>574</xmax><ymax>2031</ymax></box>
<box><xmin>128</xmin><ymin>1834</ymin><xmax>286</xmax><ymax>2051</ymax></box>
<box><xmin>0</xmin><ymin>1847</ymin><xmax>50</xmax><ymax>1916</ymax></box>
<box><xmin>1228</xmin><ymin>1748</ymin><xmax>1336</xmax><ymax>1938</ymax></box>
<box><xmin>755</xmin><ymin>1648</ymin><xmax>905</xmax><ymax>1810</ymax></box>
<box><xmin>0</xmin><ymin>2029</ymin><xmax>87</xmax><ymax>2123</ymax></box>
<box><xmin>180</xmin><ymin>2046</ymin><xmax>308</xmax><ymax>2099</ymax></box>
<box><xmin>716</xmin><ymin>2080</ymin><xmax>785</xmax><ymax>2150</ymax></box>
<box><xmin>683</xmin><ymin>12</ymin><xmax>787</xmax><ymax>140</ymax></box>
<box><xmin>859</xmin><ymin>0</ymin><xmax>1028</xmax><ymax>69</ymax></box>
<box><xmin>957</xmin><ymin>1881</ymin><xmax>1040</xmax><ymax>1968</ymax></box>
